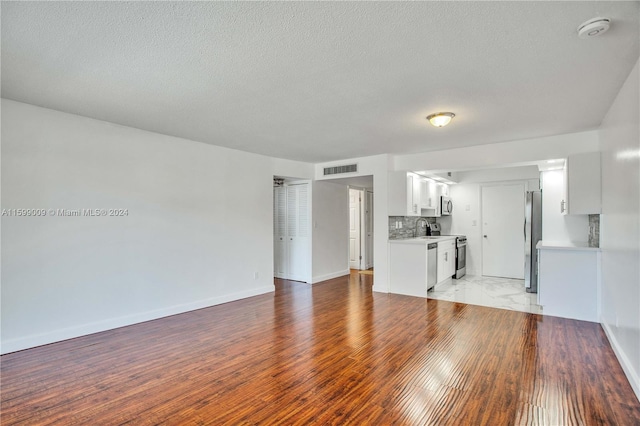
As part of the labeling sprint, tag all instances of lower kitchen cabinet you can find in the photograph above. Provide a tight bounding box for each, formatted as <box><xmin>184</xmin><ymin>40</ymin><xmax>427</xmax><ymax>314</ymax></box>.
<box><xmin>537</xmin><ymin>242</ymin><xmax>599</xmax><ymax>322</ymax></box>
<box><xmin>436</xmin><ymin>239</ymin><xmax>456</xmax><ymax>284</ymax></box>
<box><xmin>388</xmin><ymin>241</ymin><xmax>430</xmax><ymax>298</ymax></box>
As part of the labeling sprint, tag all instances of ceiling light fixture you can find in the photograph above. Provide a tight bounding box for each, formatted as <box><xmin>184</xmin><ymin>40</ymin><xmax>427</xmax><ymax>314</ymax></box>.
<box><xmin>426</xmin><ymin>112</ymin><xmax>455</xmax><ymax>127</ymax></box>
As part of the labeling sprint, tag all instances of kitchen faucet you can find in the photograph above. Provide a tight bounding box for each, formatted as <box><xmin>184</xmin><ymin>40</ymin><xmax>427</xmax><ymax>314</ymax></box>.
<box><xmin>414</xmin><ymin>217</ymin><xmax>430</xmax><ymax>237</ymax></box>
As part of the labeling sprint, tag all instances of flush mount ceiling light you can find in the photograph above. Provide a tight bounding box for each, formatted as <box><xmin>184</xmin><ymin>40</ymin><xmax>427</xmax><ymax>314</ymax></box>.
<box><xmin>577</xmin><ymin>17</ymin><xmax>611</xmax><ymax>39</ymax></box>
<box><xmin>426</xmin><ymin>112</ymin><xmax>455</xmax><ymax>127</ymax></box>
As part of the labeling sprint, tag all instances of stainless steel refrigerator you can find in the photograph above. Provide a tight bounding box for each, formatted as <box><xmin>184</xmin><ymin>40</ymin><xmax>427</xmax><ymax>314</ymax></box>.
<box><xmin>524</xmin><ymin>191</ymin><xmax>542</xmax><ymax>293</ymax></box>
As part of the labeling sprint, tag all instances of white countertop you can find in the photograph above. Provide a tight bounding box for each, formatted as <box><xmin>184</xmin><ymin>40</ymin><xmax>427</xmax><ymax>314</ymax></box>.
<box><xmin>536</xmin><ymin>240</ymin><xmax>601</xmax><ymax>252</ymax></box>
<box><xmin>389</xmin><ymin>236</ymin><xmax>457</xmax><ymax>244</ymax></box>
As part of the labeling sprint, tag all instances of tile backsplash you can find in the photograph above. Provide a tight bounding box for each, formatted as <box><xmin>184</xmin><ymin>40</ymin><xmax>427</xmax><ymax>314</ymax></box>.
<box><xmin>389</xmin><ymin>216</ymin><xmax>436</xmax><ymax>240</ymax></box>
<box><xmin>588</xmin><ymin>214</ymin><xmax>600</xmax><ymax>248</ymax></box>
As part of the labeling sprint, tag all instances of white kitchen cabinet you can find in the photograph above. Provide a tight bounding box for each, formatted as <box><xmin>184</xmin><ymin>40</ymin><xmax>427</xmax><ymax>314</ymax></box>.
<box><xmin>420</xmin><ymin>179</ymin><xmax>436</xmax><ymax>209</ymax></box>
<box><xmin>388</xmin><ymin>172</ymin><xmax>451</xmax><ymax>217</ymax></box>
<box><xmin>440</xmin><ymin>183</ymin><xmax>450</xmax><ymax>197</ymax></box>
<box><xmin>537</xmin><ymin>242</ymin><xmax>599</xmax><ymax>322</ymax></box>
<box><xmin>388</xmin><ymin>241</ymin><xmax>430</xmax><ymax>297</ymax></box>
<box><xmin>388</xmin><ymin>172</ymin><xmax>423</xmax><ymax>216</ymax></box>
<box><xmin>561</xmin><ymin>152</ymin><xmax>601</xmax><ymax>215</ymax></box>
<box><xmin>436</xmin><ymin>239</ymin><xmax>456</xmax><ymax>284</ymax></box>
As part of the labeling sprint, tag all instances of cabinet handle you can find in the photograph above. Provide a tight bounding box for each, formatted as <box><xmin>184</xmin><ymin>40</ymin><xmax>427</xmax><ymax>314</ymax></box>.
<box><xmin>560</xmin><ymin>200</ymin><xmax>565</xmax><ymax>213</ymax></box>
<box><xmin>445</xmin><ymin>252</ymin><xmax>448</xmax><ymax>261</ymax></box>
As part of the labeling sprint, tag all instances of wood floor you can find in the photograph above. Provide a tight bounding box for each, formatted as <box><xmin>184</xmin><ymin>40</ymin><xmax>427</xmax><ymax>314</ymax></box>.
<box><xmin>2</xmin><ymin>271</ymin><xmax>639</xmax><ymax>425</ymax></box>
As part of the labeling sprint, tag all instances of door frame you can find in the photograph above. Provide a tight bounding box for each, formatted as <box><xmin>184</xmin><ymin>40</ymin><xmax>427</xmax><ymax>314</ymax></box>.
<box><xmin>364</xmin><ymin>189</ymin><xmax>374</xmax><ymax>270</ymax></box>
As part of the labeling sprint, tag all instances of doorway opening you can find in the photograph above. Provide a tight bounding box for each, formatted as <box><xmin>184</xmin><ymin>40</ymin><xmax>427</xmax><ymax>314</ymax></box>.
<box><xmin>349</xmin><ymin>186</ymin><xmax>374</xmax><ymax>272</ymax></box>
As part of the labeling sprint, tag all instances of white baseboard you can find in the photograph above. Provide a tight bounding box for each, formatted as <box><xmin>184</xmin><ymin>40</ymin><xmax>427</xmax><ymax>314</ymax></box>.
<box><xmin>311</xmin><ymin>269</ymin><xmax>350</xmax><ymax>284</ymax></box>
<box><xmin>601</xmin><ymin>319</ymin><xmax>640</xmax><ymax>402</ymax></box>
<box><xmin>1</xmin><ymin>285</ymin><xmax>274</xmax><ymax>355</ymax></box>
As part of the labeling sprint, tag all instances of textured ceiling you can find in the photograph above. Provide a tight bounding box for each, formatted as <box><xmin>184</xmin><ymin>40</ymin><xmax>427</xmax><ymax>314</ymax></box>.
<box><xmin>2</xmin><ymin>2</ymin><xmax>638</xmax><ymax>163</ymax></box>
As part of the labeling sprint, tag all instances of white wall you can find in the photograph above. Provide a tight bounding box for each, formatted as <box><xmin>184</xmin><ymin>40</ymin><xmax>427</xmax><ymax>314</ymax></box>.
<box><xmin>0</xmin><ymin>99</ymin><xmax>310</xmax><ymax>354</ymax></box>
<box><xmin>394</xmin><ymin>130</ymin><xmax>600</xmax><ymax>173</ymax></box>
<box><xmin>540</xmin><ymin>170</ymin><xmax>589</xmax><ymax>244</ymax></box>
<box><xmin>598</xmin><ymin>60</ymin><xmax>640</xmax><ymax>399</ymax></box>
<box><xmin>271</xmin><ymin>157</ymin><xmax>314</xmax><ymax>180</ymax></box>
<box><xmin>456</xmin><ymin>166</ymin><xmax>540</xmax><ymax>184</ymax></box>
<box><xmin>312</xmin><ymin>181</ymin><xmax>349</xmax><ymax>283</ymax></box>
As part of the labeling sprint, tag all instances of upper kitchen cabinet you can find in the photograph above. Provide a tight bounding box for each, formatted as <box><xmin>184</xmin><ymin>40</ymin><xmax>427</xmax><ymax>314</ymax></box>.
<box><xmin>561</xmin><ymin>152</ymin><xmax>601</xmax><ymax>215</ymax></box>
<box><xmin>420</xmin><ymin>179</ymin><xmax>449</xmax><ymax>216</ymax></box>
<box><xmin>388</xmin><ymin>171</ymin><xmax>451</xmax><ymax>217</ymax></box>
<box><xmin>388</xmin><ymin>171</ymin><xmax>423</xmax><ymax>216</ymax></box>
<box><xmin>420</xmin><ymin>179</ymin><xmax>438</xmax><ymax>210</ymax></box>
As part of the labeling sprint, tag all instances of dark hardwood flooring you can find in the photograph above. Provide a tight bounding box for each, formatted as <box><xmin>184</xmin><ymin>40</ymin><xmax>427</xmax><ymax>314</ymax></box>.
<box><xmin>2</xmin><ymin>271</ymin><xmax>639</xmax><ymax>425</ymax></box>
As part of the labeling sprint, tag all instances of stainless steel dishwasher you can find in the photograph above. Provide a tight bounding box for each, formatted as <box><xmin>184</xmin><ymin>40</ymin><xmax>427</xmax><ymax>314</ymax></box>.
<box><xmin>427</xmin><ymin>243</ymin><xmax>437</xmax><ymax>291</ymax></box>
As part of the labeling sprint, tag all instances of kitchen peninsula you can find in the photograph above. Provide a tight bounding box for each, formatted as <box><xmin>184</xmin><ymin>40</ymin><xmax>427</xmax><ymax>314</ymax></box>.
<box><xmin>388</xmin><ymin>236</ymin><xmax>457</xmax><ymax>297</ymax></box>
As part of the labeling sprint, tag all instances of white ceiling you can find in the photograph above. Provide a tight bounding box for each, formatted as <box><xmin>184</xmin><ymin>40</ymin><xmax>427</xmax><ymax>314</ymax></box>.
<box><xmin>2</xmin><ymin>2</ymin><xmax>638</xmax><ymax>163</ymax></box>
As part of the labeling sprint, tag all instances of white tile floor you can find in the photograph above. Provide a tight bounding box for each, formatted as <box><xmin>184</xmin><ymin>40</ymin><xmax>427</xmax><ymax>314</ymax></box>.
<box><xmin>427</xmin><ymin>275</ymin><xmax>543</xmax><ymax>314</ymax></box>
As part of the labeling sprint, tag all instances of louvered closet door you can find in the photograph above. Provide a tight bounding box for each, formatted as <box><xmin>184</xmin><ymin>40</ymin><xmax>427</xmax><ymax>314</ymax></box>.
<box><xmin>273</xmin><ymin>187</ymin><xmax>287</xmax><ymax>278</ymax></box>
<box><xmin>286</xmin><ymin>184</ymin><xmax>310</xmax><ymax>282</ymax></box>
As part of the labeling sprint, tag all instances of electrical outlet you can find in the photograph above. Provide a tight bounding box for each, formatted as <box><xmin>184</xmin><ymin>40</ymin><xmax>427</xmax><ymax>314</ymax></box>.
<box><xmin>472</xmin><ymin>220</ymin><xmax>477</xmax><ymax>226</ymax></box>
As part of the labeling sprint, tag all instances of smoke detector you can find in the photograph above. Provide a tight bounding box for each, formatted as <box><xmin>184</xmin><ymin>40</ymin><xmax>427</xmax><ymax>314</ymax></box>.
<box><xmin>577</xmin><ymin>17</ymin><xmax>611</xmax><ymax>39</ymax></box>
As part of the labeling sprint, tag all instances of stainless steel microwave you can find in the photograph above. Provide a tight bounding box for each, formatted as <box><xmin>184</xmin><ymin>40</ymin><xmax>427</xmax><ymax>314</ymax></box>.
<box><xmin>441</xmin><ymin>196</ymin><xmax>453</xmax><ymax>215</ymax></box>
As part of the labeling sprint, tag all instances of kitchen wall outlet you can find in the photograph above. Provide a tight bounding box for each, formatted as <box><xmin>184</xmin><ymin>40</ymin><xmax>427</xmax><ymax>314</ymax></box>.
<box><xmin>254</xmin><ymin>272</ymin><xmax>259</xmax><ymax>280</ymax></box>
<box><xmin>472</xmin><ymin>220</ymin><xmax>477</xmax><ymax>226</ymax></box>
<box><xmin>399</xmin><ymin>222</ymin><xmax>402</xmax><ymax>228</ymax></box>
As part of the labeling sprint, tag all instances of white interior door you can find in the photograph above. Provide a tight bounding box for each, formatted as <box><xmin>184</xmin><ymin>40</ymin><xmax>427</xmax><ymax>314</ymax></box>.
<box><xmin>481</xmin><ymin>184</ymin><xmax>525</xmax><ymax>279</ymax></box>
<box><xmin>365</xmin><ymin>190</ymin><xmax>374</xmax><ymax>269</ymax></box>
<box><xmin>273</xmin><ymin>187</ymin><xmax>287</xmax><ymax>278</ymax></box>
<box><xmin>349</xmin><ymin>189</ymin><xmax>362</xmax><ymax>269</ymax></box>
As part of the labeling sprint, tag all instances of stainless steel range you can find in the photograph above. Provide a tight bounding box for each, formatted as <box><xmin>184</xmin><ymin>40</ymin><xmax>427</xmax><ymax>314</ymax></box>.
<box><xmin>428</xmin><ymin>223</ymin><xmax>466</xmax><ymax>279</ymax></box>
<box><xmin>454</xmin><ymin>236</ymin><xmax>467</xmax><ymax>279</ymax></box>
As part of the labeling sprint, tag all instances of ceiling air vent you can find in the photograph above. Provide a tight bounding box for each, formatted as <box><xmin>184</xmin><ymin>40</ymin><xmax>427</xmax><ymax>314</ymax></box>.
<box><xmin>323</xmin><ymin>164</ymin><xmax>358</xmax><ymax>176</ymax></box>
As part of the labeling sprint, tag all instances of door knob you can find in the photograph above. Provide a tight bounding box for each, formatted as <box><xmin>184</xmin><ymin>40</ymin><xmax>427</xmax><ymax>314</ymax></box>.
<box><xmin>484</xmin><ymin>235</ymin><xmax>487</xmax><ymax>238</ymax></box>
